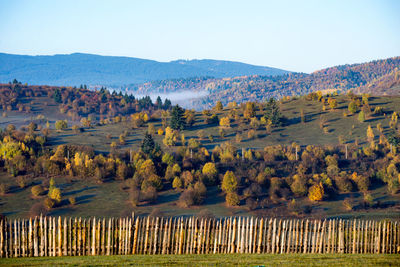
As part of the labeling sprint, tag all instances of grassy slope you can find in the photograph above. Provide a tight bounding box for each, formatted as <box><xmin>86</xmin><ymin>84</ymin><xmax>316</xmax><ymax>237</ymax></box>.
<box><xmin>0</xmin><ymin>254</ymin><xmax>399</xmax><ymax>266</ymax></box>
<box><xmin>1</xmin><ymin>95</ymin><xmax>400</xmax><ymax>219</ymax></box>
<box><xmin>48</xmin><ymin>95</ymin><xmax>400</xmax><ymax>153</ymax></box>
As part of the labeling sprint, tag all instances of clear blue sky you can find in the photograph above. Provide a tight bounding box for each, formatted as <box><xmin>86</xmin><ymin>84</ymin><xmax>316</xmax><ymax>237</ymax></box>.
<box><xmin>0</xmin><ymin>0</ymin><xmax>399</xmax><ymax>73</ymax></box>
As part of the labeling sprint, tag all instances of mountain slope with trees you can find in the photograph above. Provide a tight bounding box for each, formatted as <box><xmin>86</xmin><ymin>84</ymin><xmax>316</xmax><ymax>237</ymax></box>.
<box><xmin>0</xmin><ymin>53</ymin><xmax>289</xmax><ymax>86</ymax></box>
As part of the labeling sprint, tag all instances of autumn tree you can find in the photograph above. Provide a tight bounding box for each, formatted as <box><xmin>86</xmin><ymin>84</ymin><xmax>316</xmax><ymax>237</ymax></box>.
<box><xmin>328</xmin><ymin>98</ymin><xmax>337</xmax><ymax>110</ymax></box>
<box><xmin>348</xmin><ymin>101</ymin><xmax>357</xmax><ymax>114</ymax></box>
<box><xmin>222</xmin><ymin>171</ymin><xmax>237</xmax><ymax>193</ymax></box>
<box><xmin>163</xmin><ymin>127</ymin><xmax>176</xmax><ymax>147</ymax></box>
<box><xmin>243</xmin><ymin>102</ymin><xmax>256</xmax><ymax>119</ymax></box>
<box><xmin>219</xmin><ymin>117</ymin><xmax>231</xmax><ymax>128</ymax></box>
<box><xmin>358</xmin><ymin>110</ymin><xmax>365</xmax><ymax>122</ymax></box>
<box><xmin>367</xmin><ymin>125</ymin><xmax>374</xmax><ymax>144</ymax></box>
<box><xmin>215</xmin><ymin>101</ymin><xmax>223</xmax><ymax>111</ymax></box>
<box><xmin>202</xmin><ymin>162</ymin><xmax>218</xmax><ymax>184</ymax></box>
<box><xmin>308</xmin><ymin>183</ymin><xmax>324</xmax><ymax>201</ymax></box>
<box><xmin>184</xmin><ymin>109</ymin><xmax>195</xmax><ymax>126</ymax></box>
<box><xmin>55</xmin><ymin>120</ymin><xmax>68</xmax><ymax>131</ymax></box>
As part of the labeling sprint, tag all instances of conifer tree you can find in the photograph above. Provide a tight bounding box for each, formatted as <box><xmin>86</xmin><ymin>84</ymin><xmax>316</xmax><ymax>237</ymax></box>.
<box><xmin>141</xmin><ymin>132</ymin><xmax>155</xmax><ymax>156</ymax></box>
<box><xmin>170</xmin><ymin>105</ymin><xmax>186</xmax><ymax>130</ymax></box>
<box><xmin>264</xmin><ymin>98</ymin><xmax>283</xmax><ymax>126</ymax></box>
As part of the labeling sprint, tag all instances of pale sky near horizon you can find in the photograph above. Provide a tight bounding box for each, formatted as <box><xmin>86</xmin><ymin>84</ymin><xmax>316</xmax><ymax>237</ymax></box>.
<box><xmin>0</xmin><ymin>0</ymin><xmax>399</xmax><ymax>73</ymax></box>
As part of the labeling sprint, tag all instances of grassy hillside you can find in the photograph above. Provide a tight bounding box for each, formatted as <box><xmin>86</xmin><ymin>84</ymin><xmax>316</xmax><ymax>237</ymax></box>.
<box><xmin>1</xmin><ymin>91</ymin><xmax>400</xmax><ymax>220</ymax></box>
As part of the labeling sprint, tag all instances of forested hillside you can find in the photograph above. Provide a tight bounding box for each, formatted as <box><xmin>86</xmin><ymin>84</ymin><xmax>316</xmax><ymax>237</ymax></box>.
<box><xmin>129</xmin><ymin>57</ymin><xmax>400</xmax><ymax>109</ymax></box>
<box><xmin>0</xmin><ymin>53</ymin><xmax>289</xmax><ymax>86</ymax></box>
<box><xmin>1</xmin><ymin>83</ymin><xmax>400</xmax><ymax>219</ymax></box>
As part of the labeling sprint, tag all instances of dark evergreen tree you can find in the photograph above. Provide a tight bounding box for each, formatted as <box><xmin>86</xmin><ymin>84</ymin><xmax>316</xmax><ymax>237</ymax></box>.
<box><xmin>170</xmin><ymin>105</ymin><xmax>186</xmax><ymax>130</ymax></box>
<box><xmin>53</xmin><ymin>88</ymin><xmax>62</xmax><ymax>103</ymax></box>
<box><xmin>156</xmin><ymin>96</ymin><xmax>163</xmax><ymax>109</ymax></box>
<box><xmin>387</xmin><ymin>130</ymin><xmax>400</xmax><ymax>146</ymax></box>
<box><xmin>101</xmin><ymin>93</ymin><xmax>107</xmax><ymax>103</ymax></box>
<box><xmin>163</xmin><ymin>99</ymin><xmax>172</xmax><ymax>110</ymax></box>
<box><xmin>141</xmin><ymin>132</ymin><xmax>155</xmax><ymax>156</ymax></box>
<box><xmin>141</xmin><ymin>132</ymin><xmax>161</xmax><ymax>159</ymax></box>
<box><xmin>264</xmin><ymin>98</ymin><xmax>284</xmax><ymax>126</ymax></box>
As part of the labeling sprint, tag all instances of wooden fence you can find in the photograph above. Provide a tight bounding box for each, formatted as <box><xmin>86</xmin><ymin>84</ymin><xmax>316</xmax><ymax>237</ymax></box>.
<box><xmin>0</xmin><ymin>216</ymin><xmax>399</xmax><ymax>257</ymax></box>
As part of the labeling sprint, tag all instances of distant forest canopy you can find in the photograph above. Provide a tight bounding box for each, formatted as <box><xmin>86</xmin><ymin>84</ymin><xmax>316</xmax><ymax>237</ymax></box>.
<box><xmin>0</xmin><ymin>53</ymin><xmax>289</xmax><ymax>86</ymax></box>
<box><xmin>126</xmin><ymin>56</ymin><xmax>400</xmax><ymax>109</ymax></box>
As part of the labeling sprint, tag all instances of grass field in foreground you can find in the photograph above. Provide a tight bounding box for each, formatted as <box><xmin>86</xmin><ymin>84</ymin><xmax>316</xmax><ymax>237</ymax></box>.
<box><xmin>0</xmin><ymin>254</ymin><xmax>399</xmax><ymax>267</ymax></box>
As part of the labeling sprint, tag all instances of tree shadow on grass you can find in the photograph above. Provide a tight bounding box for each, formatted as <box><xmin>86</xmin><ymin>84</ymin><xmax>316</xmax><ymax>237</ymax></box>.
<box><xmin>63</xmin><ymin>186</ymin><xmax>98</xmax><ymax>197</ymax></box>
<box><xmin>75</xmin><ymin>194</ymin><xmax>96</xmax><ymax>205</ymax></box>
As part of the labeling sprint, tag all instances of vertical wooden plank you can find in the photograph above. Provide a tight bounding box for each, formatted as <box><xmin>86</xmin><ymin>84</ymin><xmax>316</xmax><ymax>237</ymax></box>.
<box><xmin>4</xmin><ymin>218</ymin><xmax>8</xmax><ymax>258</ymax></box>
<box><xmin>31</xmin><ymin>217</ymin><xmax>36</xmax><ymax>257</ymax></box>
<box><xmin>266</xmin><ymin>218</ymin><xmax>272</xmax><ymax>253</ymax></box>
<box><xmin>82</xmin><ymin>219</ymin><xmax>86</xmax><ymax>256</ymax></box>
<box><xmin>319</xmin><ymin>220</ymin><xmax>325</xmax><ymax>253</ymax></box>
<box><xmin>280</xmin><ymin>220</ymin><xmax>286</xmax><ymax>254</ymax></box>
<box><xmin>257</xmin><ymin>218</ymin><xmax>263</xmax><ymax>254</ymax></box>
<box><xmin>311</xmin><ymin>220</ymin><xmax>317</xmax><ymax>253</ymax></box>
<box><xmin>143</xmin><ymin>217</ymin><xmax>150</xmax><ymax>255</ymax></box>
<box><xmin>293</xmin><ymin>219</ymin><xmax>298</xmax><ymax>253</ymax></box>
<box><xmin>236</xmin><ymin>217</ymin><xmax>241</xmax><ymax>254</ymax></box>
<box><xmin>167</xmin><ymin>217</ymin><xmax>174</xmax><ymax>255</ymax></box>
<box><xmin>249</xmin><ymin>217</ymin><xmax>253</xmax><ymax>254</ymax></box>
<box><xmin>303</xmin><ymin>219</ymin><xmax>308</xmax><ymax>254</ymax></box>
<box><xmin>153</xmin><ymin>217</ymin><xmax>159</xmax><ymax>255</ymax></box>
<box><xmin>14</xmin><ymin>220</ymin><xmax>18</xmax><ymax>257</ymax></box>
<box><xmin>276</xmin><ymin>219</ymin><xmax>282</xmax><ymax>254</ymax></box>
<box><xmin>0</xmin><ymin>219</ymin><xmax>4</xmax><ymax>258</ymax></box>
<box><xmin>271</xmin><ymin>218</ymin><xmax>277</xmax><ymax>254</ymax></box>
<box><xmin>91</xmin><ymin>218</ymin><xmax>96</xmax><ymax>256</ymax></box>
<box><xmin>213</xmin><ymin>220</ymin><xmax>219</xmax><ymax>254</ymax></box>
<box><xmin>52</xmin><ymin>217</ymin><xmax>56</xmax><ymax>257</ymax></box>
<box><xmin>101</xmin><ymin>218</ymin><xmax>105</xmax><ymax>255</ymax></box>
<box><xmin>382</xmin><ymin>221</ymin><xmax>386</xmax><ymax>254</ymax></box>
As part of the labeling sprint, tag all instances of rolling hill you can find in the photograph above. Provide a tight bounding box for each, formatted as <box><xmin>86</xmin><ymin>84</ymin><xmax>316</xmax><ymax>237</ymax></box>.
<box><xmin>0</xmin><ymin>53</ymin><xmax>290</xmax><ymax>86</ymax></box>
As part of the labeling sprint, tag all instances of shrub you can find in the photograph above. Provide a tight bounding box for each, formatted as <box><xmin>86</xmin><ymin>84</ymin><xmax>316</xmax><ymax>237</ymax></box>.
<box><xmin>55</xmin><ymin>120</ymin><xmax>68</xmax><ymax>131</ymax></box>
<box><xmin>355</xmin><ymin>174</ymin><xmax>370</xmax><ymax>192</ymax></box>
<box><xmin>49</xmin><ymin>187</ymin><xmax>62</xmax><ymax>203</ymax></box>
<box><xmin>308</xmin><ymin>183</ymin><xmax>324</xmax><ymax>201</ymax></box>
<box><xmin>226</xmin><ymin>192</ymin><xmax>240</xmax><ymax>206</ymax></box>
<box><xmin>31</xmin><ymin>185</ymin><xmax>44</xmax><ymax>196</ymax></box>
<box><xmin>68</xmin><ymin>197</ymin><xmax>76</xmax><ymax>206</ymax></box>
<box><xmin>0</xmin><ymin>183</ymin><xmax>9</xmax><ymax>195</ymax></box>
<box><xmin>116</xmin><ymin>163</ymin><xmax>129</xmax><ymax>180</ymax></box>
<box><xmin>247</xmin><ymin>129</ymin><xmax>256</xmax><ymax>139</ymax></box>
<box><xmin>141</xmin><ymin>186</ymin><xmax>157</xmax><ymax>203</ymax></box>
<box><xmin>172</xmin><ymin>177</ymin><xmax>183</xmax><ymax>189</ymax></box>
<box><xmin>180</xmin><ymin>171</ymin><xmax>194</xmax><ymax>187</ymax></box>
<box><xmin>363</xmin><ymin>193</ymin><xmax>374</xmax><ymax>207</ymax></box>
<box><xmin>342</xmin><ymin>198</ymin><xmax>354</xmax><ymax>211</ymax></box>
<box><xmin>178</xmin><ymin>188</ymin><xmax>196</xmax><ymax>208</ymax></box>
<box><xmin>335</xmin><ymin>177</ymin><xmax>353</xmax><ymax>193</ymax></box>
<box><xmin>17</xmin><ymin>176</ymin><xmax>28</xmax><ymax>189</ymax></box>
<box><xmin>358</xmin><ymin>111</ymin><xmax>365</xmax><ymax>122</ymax></box>
<box><xmin>222</xmin><ymin>171</ymin><xmax>238</xmax><ymax>193</ymax></box>
<box><xmin>290</xmin><ymin>174</ymin><xmax>307</xmax><ymax>196</ymax></box>
<box><xmin>129</xmin><ymin>188</ymin><xmax>140</xmax><ymax>207</ymax></box>
<box><xmin>44</xmin><ymin>198</ymin><xmax>55</xmax><ymax>210</ymax></box>
<box><xmin>202</xmin><ymin>162</ymin><xmax>218</xmax><ymax>184</ymax></box>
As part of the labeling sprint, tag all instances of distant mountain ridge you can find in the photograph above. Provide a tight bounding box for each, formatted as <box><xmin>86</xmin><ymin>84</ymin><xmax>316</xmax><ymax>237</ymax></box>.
<box><xmin>0</xmin><ymin>53</ymin><xmax>290</xmax><ymax>86</ymax></box>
